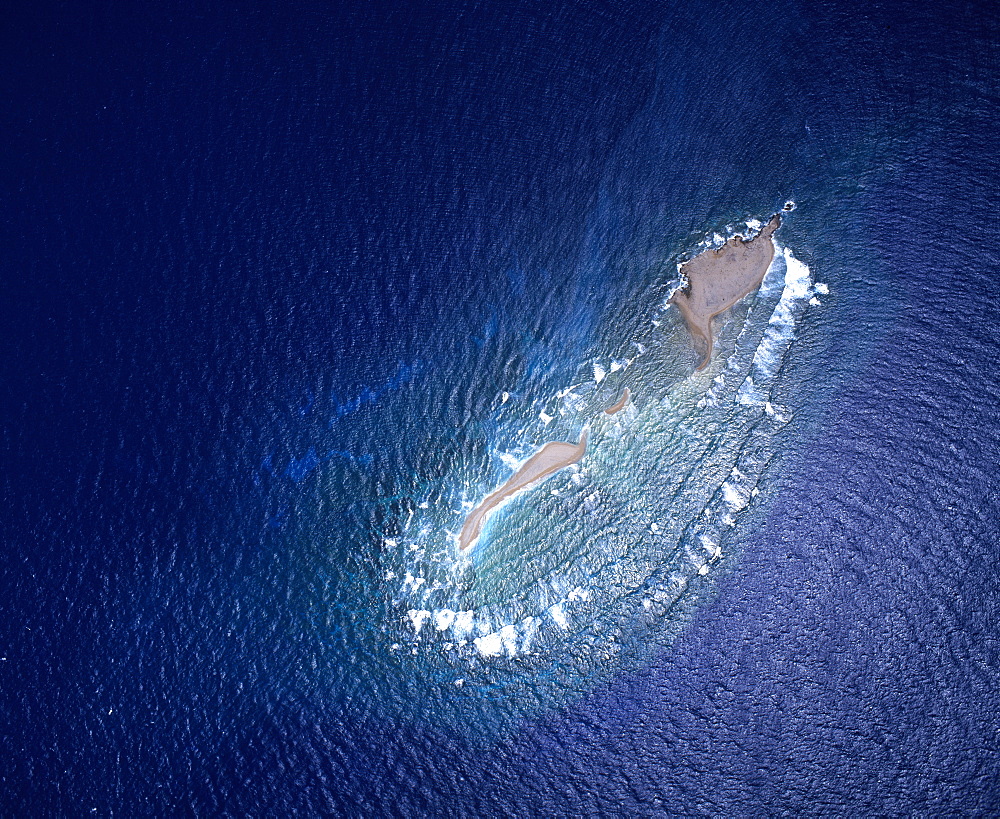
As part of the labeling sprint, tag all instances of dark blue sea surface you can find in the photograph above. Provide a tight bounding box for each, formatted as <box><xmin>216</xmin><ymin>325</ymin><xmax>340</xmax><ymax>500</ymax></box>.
<box><xmin>3</xmin><ymin>0</ymin><xmax>999</xmax><ymax>813</ymax></box>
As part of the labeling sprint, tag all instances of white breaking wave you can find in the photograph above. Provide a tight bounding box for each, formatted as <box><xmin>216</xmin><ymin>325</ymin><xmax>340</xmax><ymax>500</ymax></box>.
<box><xmin>737</xmin><ymin>247</ymin><xmax>817</xmax><ymax>409</ymax></box>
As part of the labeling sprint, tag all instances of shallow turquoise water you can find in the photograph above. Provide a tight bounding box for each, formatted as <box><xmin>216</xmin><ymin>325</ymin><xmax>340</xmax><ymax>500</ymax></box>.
<box><xmin>299</xmin><ymin>213</ymin><xmax>835</xmax><ymax>733</ymax></box>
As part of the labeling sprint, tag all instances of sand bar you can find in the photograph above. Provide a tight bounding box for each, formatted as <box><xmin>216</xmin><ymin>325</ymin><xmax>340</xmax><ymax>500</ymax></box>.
<box><xmin>458</xmin><ymin>429</ymin><xmax>588</xmax><ymax>551</ymax></box>
<box><xmin>604</xmin><ymin>387</ymin><xmax>631</xmax><ymax>415</ymax></box>
<box><xmin>671</xmin><ymin>213</ymin><xmax>781</xmax><ymax>370</ymax></box>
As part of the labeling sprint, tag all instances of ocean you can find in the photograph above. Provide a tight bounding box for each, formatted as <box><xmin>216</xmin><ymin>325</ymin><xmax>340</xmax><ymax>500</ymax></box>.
<box><xmin>3</xmin><ymin>0</ymin><xmax>999</xmax><ymax>813</ymax></box>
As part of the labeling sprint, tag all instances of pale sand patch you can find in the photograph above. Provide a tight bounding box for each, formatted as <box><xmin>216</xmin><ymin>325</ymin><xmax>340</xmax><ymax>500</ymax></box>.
<box><xmin>671</xmin><ymin>213</ymin><xmax>781</xmax><ymax>370</ymax></box>
<box><xmin>604</xmin><ymin>386</ymin><xmax>631</xmax><ymax>415</ymax></box>
<box><xmin>458</xmin><ymin>429</ymin><xmax>588</xmax><ymax>552</ymax></box>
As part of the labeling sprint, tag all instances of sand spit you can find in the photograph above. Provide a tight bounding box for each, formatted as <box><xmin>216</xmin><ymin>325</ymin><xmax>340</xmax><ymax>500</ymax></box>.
<box><xmin>672</xmin><ymin>213</ymin><xmax>781</xmax><ymax>370</ymax></box>
<box><xmin>458</xmin><ymin>429</ymin><xmax>588</xmax><ymax>552</ymax></box>
<box><xmin>604</xmin><ymin>387</ymin><xmax>631</xmax><ymax>415</ymax></box>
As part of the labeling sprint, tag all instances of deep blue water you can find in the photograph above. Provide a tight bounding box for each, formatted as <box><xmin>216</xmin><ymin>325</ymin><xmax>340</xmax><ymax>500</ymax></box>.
<box><xmin>3</xmin><ymin>0</ymin><xmax>1000</xmax><ymax>814</ymax></box>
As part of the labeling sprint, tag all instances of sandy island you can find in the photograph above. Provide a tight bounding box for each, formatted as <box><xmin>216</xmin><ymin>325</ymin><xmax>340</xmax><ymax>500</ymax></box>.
<box><xmin>456</xmin><ymin>214</ymin><xmax>777</xmax><ymax>550</ymax></box>
<box><xmin>604</xmin><ymin>387</ymin><xmax>631</xmax><ymax>415</ymax></box>
<box><xmin>671</xmin><ymin>213</ymin><xmax>781</xmax><ymax>370</ymax></box>
<box><xmin>458</xmin><ymin>429</ymin><xmax>588</xmax><ymax>551</ymax></box>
